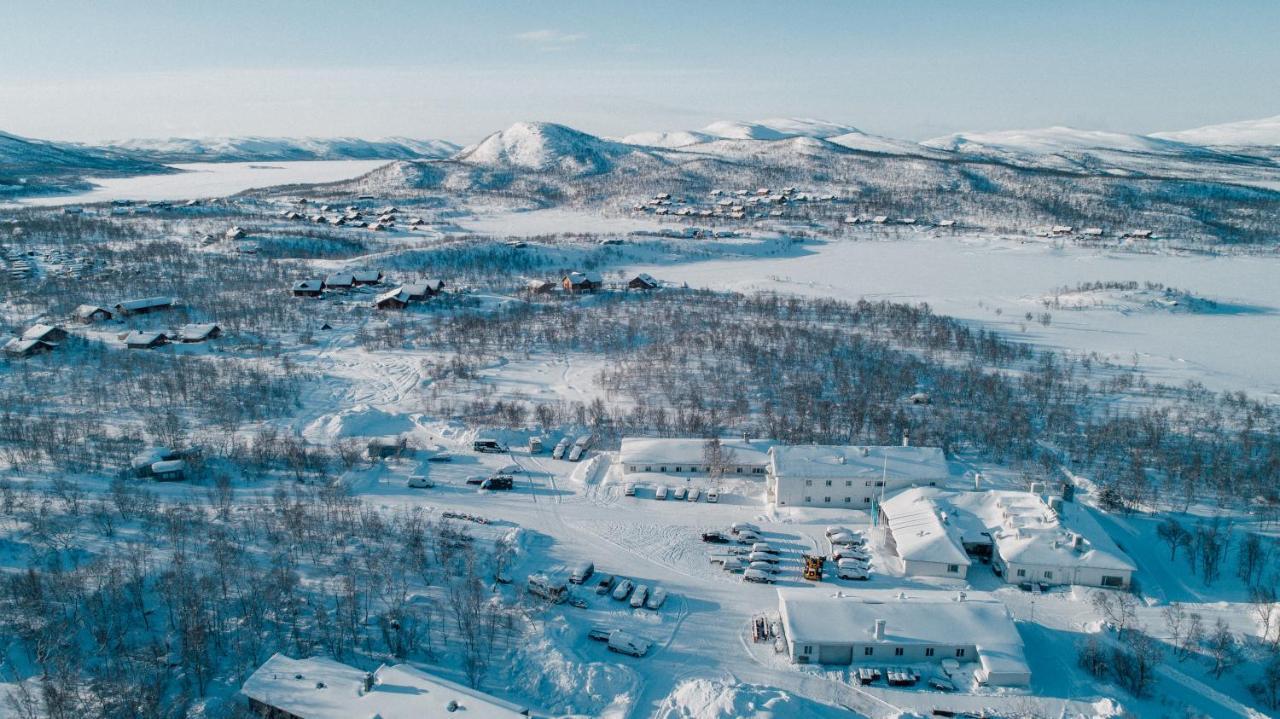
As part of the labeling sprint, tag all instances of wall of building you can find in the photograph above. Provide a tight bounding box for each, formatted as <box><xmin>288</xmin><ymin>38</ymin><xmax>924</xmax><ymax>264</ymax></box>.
<box><xmin>623</xmin><ymin>462</ymin><xmax>767</xmax><ymax>476</ymax></box>
<box><xmin>772</xmin><ymin>475</ymin><xmax>940</xmax><ymax>508</ymax></box>
<box><xmin>902</xmin><ymin>558</ymin><xmax>969</xmax><ymax>579</ymax></box>
<box><xmin>789</xmin><ymin>639</ymin><xmax>978</xmax><ymax>666</ymax></box>
<box><xmin>997</xmin><ymin>557</ymin><xmax>1131</xmax><ymax>589</ymax></box>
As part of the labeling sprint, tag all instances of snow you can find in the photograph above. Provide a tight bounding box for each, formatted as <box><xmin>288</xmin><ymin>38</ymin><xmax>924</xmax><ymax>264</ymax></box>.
<box><xmin>455</xmin><ymin>122</ymin><xmax>644</xmax><ymax>175</ymax></box>
<box><xmin>619</xmin><ymin>437</ymin><xmax>772</xmax><ymax>468</ymax></box>
<box><xmin>878</xmin><ymin>490</ymin><xmax>972</xmax><ymax>567</ymax></box>
<box><xmin>240</xmin><ymin>654</ymin><xmax>528</xmax><ymax>719</ymax></box>
<box><xmin>922</xmin><ymin>125</ymin><xmax>1198</xmax><ymax>156</ymax></box>
<box><xmin>769</xmin><ymin>445</ymin><xmax>948</xmax><ymax>482</ymax></box>
<box><xmin>619</xmin><ymin>130</ymin><xmax>716</xmax><ymax>148</ymax></box>
<box><xmin>654</xmin><ymin>678</ymin><xmax>857</xmax><ymax>718</ymax></box>
<box><xmin>102</xmin><ymin>135</ymin><xmax>459</xmax><ymax>162</ymax></box>
<box><xmin>15</xmin><ymin>160</ymin><xmax>389</xmax><ymax>207</ymax></box>
<box><xmin>1152</xmin><ymin>114</ymin><xmax>1280</xmax><ymax>147</ymax></box>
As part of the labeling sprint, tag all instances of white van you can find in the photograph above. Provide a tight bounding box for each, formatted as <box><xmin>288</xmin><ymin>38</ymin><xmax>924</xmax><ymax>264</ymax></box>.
<box><xmin>687</xmin><ymin>487</ymin><xmax>701</xmax><ymax>502</ymax></box>
<box><xmin>623</xmin><ymin>482</ymin><xmax>637</xmax><ymax>496</ymax></box>
<box><xmin>569</xmin><ymin>561</ymin><xmax>595</xmax><ymax>584</ymax></box>
<box><xmin>706</xmin><ymin>488</ymin><xmax>719</xmax><ymax>503</ymax></box>
<box><xmin>568</xmin><ymin>435</ymin><xmax>592</xmax><ymax>461</ymax></box>
<box><xmin>731</xmin><ymin>522</ymin><xmax>761</xmax><ymax>535</ymax></box>
<box><xmin>673</xmin><ymin>486</ymin><xmax>688</xmax><ymax>500</ymax></box>
<box><xmin>607</xmin><ymin>630</ymin><xmax>650</xmax><ymax>657</ymax></box>
<box><xmin>407</xmin><ymin>475</ymin><xmax>434</xmax><ymax>489</ymax></box>
<box><xmin>750</xmin><ymin>542</ymin><xmax>778</xmax><ymax>555</ymax></box>
<box><xmin>742</xmin><ymin>568</ymin><xmax>775</xmax><ymax>584</ymax></box>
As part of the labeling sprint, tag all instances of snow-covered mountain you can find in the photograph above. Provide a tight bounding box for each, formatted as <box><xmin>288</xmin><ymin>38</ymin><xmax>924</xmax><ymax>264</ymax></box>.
<box><xmin>1151</xmin><ymin>115</ymin><xmax>1280</xmax><ymax>147</ymax></box>
<box><xmin>922</xmin><ymin>126</ymin><xmax>1198</xmax><ymax>156</ymax></box>
<box><xmin>1</xmin><ymin>130</ymin><xmax>172</xmax><ymax>197</ymax></box>
<box><xmin>100</xmin><ymin>136</ymin><xmax>460</xmax><ymax>163</ymax></box>
<box><xmin>621</xmin><ymin>118</ymin><xmax>864</xmax><ymax>148</ymax></box>
<box><xmin>455</xmin><ymin>121</ymin><xmax>657</xmax><ymax>175</ymax></box>
<box><xmin>618</xmin><ymin>129</ymin><xmax>716</xmax><ymax>149</ymax></box>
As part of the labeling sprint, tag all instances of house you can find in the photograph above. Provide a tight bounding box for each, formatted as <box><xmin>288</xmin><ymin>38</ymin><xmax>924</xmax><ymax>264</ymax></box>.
<box><xmin>150</xmin><ymin>459</ymin><xmax>187</xmax><ymax>481</ymax></box>
<box><xmin>1081</xmin><ymin>227</ymin><xmax>1104</xmax><ymax>237</ymax></box>
<box><xmin>374</xmin><ymin>288</ymin><xmax>411</xmax><ymax>310</ymax></box>
<box><xmin>879</xmin><ymin>487</ymin><xmax>1136</xmax><ymax>589</ymax></box>
<box><xmin>74</xmin><ymin>304</ymin><xmax>113</xmax><ymax>323</ymax></box>
<box><xmin>130</xmin><ymin>447</ymin><xmax>183</xmax><ymax>478</ymax></box>
<box><xmin>527</xmin><ymin>279</ymin><xmax>555</xmax><ymax>294</ymax></box>
<box><xmin>21</xmin><ymin>324</ymin><xmax>67</xmax><ymax>344</ymax></box>
<box><xmin>241</xmin><ymin>653</ymin><xmax>529</xmax><ymax>719</ymax></box>
<box><xmin>3</xmin><ymin>339</ymin><xmax>54</xmax><ymax>358</ymax></box>
<box><xmin>291</xmin><ymin>280</ymin><xmax>324</xmax><ymax>297</ymax></box>
<box><xmin>401</xmin><ymin>280</ymin><xmax>444</xmax><ymax>300</ymax></box>
<box><xmin>324</xmin><ymin>273</ymin><xmax>355</xmax><ymax>290</ymax></box>
<box><xmin>114</xmin><ymin>296</ymin><xmax>174</xmax><ymax>316</ymax></box>
<box><xmin>351</xmin><ymin>270</ymin><xmax>383</xmax><ymax>286</ymax></box>
<box><xmin>179</xmin><ymin>323</ymin><xmax>221</xmax><ymax>342</ymax></box>
<box><xmin>123</xmin><ymin>330</ymin><xmax>168</xmax><ymax>349</ymax></box>
<box><xmin>767</xmin><ymin>444</ymin><xmax>950</xmax><ymax>508</ymax></box>
<box><xmin>777</xmin><ymin>588</ymin><xmax>1030</xmax><ymax>687</ymax></box>
<box><xmin>619</xmin><ymin>437</ymin><xmax>773</xmax><ymax>476</ymax></box>
<box><xmin>627</xmin><ymin>273</ymin><xmax>659</xmax><ymax>291</ymax></box>
<box><xmin>226</xmin><ymin>226</ymin><xmax>247</xmax><ymax>240</ymax></box>
<box><xmin>562</xmin><ymin>271</ymin><xmax>603</xmax><ymax>293</ymax></box>
<box><xmin>368</xmin><ymin>436</ymin><xmax>407</xmax><ymax>459</ymax></box>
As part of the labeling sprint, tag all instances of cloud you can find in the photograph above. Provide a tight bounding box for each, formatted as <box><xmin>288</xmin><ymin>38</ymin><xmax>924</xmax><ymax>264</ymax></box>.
<box><xmin>513</xmin><ymin>29</ymin><xmax>586</xmax><ymax>49</ymax></box>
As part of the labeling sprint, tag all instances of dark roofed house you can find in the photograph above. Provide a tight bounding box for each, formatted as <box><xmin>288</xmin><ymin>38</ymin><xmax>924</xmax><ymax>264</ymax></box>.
<box><xmin>22</xmin><ymin>324</ymin><xmax>68</xmax><ymax>343</ymax></box>
<box><xmin>402</xmin><ymin>280</ymin><xmax>444</xmax><ymax>300</ymax></box>
<box><xmin>627</xmin><ymin>273</ymin><xmax>659</xmax><ymax>291</ymax></box>
<box><xmin>150</xmin><ymin>459</ymin><xmax>186</xmax><ymax>481</ymax></box>
<box><xmin>123</xmin><ymin>330</ymin><xmax>168</xmax><ymax>349</ymax></box>
<box><xmin>180</xmin><ymin>323</ymin><xmax>221</xmax><ymax>342</ymax></box>
<box><xmin>115</xmin><ymin>296</ymin><xmax>174</xmax><ymax>316</ymax></box>
<box><xmin>291</xmin><ymin>280</ymin><xmax>323</xmax><ymax>297</ymax></box>
<box><xmin>74</xmin><ymin>304</ymin><xmax>113</xmax><ymax>323</ymax></box>
<box><xmin>527</xmin><ymin>279</ymin><xmax>555</xmax><ymax>294</ymax></box>
<box><xmin>4</xmin><ymin>339</ymin><xmax>54</xmax><ymax>358</ymax></box>
<box><xmin>562</xmin><ymin>271</ymin><xmax>603</xmax><ymax>293</ymax></box>
<box><xmin>351</xmin><ymin>270</ymin><xmax>383</xmax><ymax>286</ymax></box>
<box><xmin>374</xmin><ymin>288</ymin><xmax>411</xmax><ymax>310</ymax></box>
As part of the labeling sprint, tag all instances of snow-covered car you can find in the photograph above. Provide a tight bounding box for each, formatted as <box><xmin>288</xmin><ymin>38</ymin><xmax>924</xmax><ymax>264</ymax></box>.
<box><xmin>406</xmin><ymin>475</ymin><xmax>434</xmax><ymax>489</ymax></box>
<box><xmin>824</xmin><ymin>526</ymin><xmax>851</xmax><ymax>539</ymax></box>
<box><xmin>731</xmin><ymin>522</ymin><xmax>761</xmax><ymax>535</ymax></box>
<box><xmin>498</xmin><ymin>463</ymin><xmax>523</xmax><ymax>474</ymax></box>
<box><xmin>655</xmin><ymin>485</ymin><xmax>668</xmax><ymax>500</ymax></box>
<box><xmin>481</xmin><ymin>475</ymin><xmax>514</xmax><ymax>490</ymax></box>
<box><xmin>594</xmin><ymin>573</ymin><xmax>616</xmax><ymax>595</ymax></box>
<box><xmin>749</xmin><ymin>561</ymin><xmax>779</xmax><ymax>574</ymax></box>
<box><xmin>746</xmin><ymin>551</ymin><xmax>779</xmax><ymax>564</ymax></box>
<box><xmin>552</xmin><ymin>438</ymin><xmax>570</xmax><ymax>460</ymax></box>
<box><xmin>836</xmin><ymin>559</ymin><xmax>870</xmax><ymax>580</ymax></box>
<box><xmin>587</xmin><ymin>627</ymin><xmax>612</xmax><ymax>642</ymax></box>
<box><xmin>742</xmin><ymin>568</ymin><xmax>775</xmax><ymax>584</ymax></box>
<box><xmin>701</xmin><ymin>531</ymin><xmax>731</xmax><ymax>544</ymax></box>
<box><xmin>673</xmin><ymin>486</ymin><xmax>688</xmax><ymax>500</ymax></box>
<box><xmin>735</xmin><ymin>531</ymin><xmax>761</xmax><ymax>544</ymax></box>
<box><xmin>426</xmin><ymin>453</ymin><xmax>453</xmax><ymax>463</ymax></box>
<box><xmin>465</xmin><ymin>475</ymin><xmax>486</xmax><ymax>486</ymax></box>
<box><xmin>629</xmin><ymin>584</ymin><xmax>649</xmax><ymax>608</ymax></box>
<box><xmin>569</xmin><ymin>561</ymin><xmax>595</xmax><ymax>584</ymax></box>
<box><xmin>611</xmin><ymin>578</ymin><xmax>634</xmax><ymax>601</ymax></box>
<box><xmin>706</xmin><ymin>488</ymin><xmax>719</xmax><ymax>503</ymax></box>
<box><xmin>832</xmin><ymin>547</ymin><xmax>871</xmax><ymax>562</ymax></box>
<box><xmin>472</xmin><ymin>438</ymin><xmax>507</xmax><ymax>453</ymax></box>
<box><xmin>720</xmin><ymin>557</ymin><xmax>746</xmax><ymax>572</ymax></box>
<box><xmin>645</xmin><ymin>587</ymin><xmax>667</xmax><ymax>610</ymax></box>
<box><xmin>829</xmin><ymin>531</ymin><xmax>863</xmax><ymax>547</ymax></box>
<box><xmin>687</xmin><ymin>487</ymin><xmax>701</xmax><ymax>502</ymax></box>
<box><xmin>750</xmin><ymin>542</ymin><xmax>779</xmax><ymax>555</ymax></box>
<box><xmin>606</xmin><ymin>630</ymin><xmax>650</xmax><ymax>657</ymax></box>
<box><xmin>623</xmin><ymin>482</ymin><xmax>637</xmax><ymax>496</ymax></box>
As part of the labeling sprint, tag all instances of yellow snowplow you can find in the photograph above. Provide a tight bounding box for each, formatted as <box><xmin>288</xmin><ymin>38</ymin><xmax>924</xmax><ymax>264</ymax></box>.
<box><xmin>801</xmin><ymin>554</ymin><xmax>825</xmax><ymax>581</ymax></box>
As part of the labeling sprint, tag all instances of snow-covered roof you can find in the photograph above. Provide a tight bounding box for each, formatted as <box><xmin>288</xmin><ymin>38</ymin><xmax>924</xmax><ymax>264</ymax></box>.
<box><xmin>124</xmin><ymin>330</ymin><xmax>166</xmax><ymax>345</ymax></box>
<box><xmin>115</xmin><ymin>296</ymin><xmax>173</xmax><ymax>311</ymax></box>
<box><xmin>886</xmin><ymin>488</ymin><xmax>1135</xmax><ymax>574</ymax></box>
<box><xmin>376</xmin><ymin>288</ymin><xmax>411</xmax><ymax>305</ymax></box>
<box><xmin>351</xmin><ymin>270</ymin><xmax>382</xmax><ymax>282</ymax></box>
<box><xmin>879</xmin><ymin>488</ymin><xmax>974</xmax><ymax>567</ymax></box>
<box><xmin>565</xmin><ymin>271</ymin><xmax>602</xmax><ymax>285</ymax></box>
<box><xmin>21</xmin><ymin>324</ymin><xmax>61</xmax><ymax>341</ymax></box>
<box><xmin>151</xmin><ymin>459</ymin><xmax>186</xmax><ymax>474</ymax></box>
<box><xmin>769</xmin><ymin>445</ymin><xmax>949</xmax><ymax>482</ymax></box>
<box><xmin>619</xmin><ymin>437</ymin><xmax>773</xmax><ymax>467</ymax></box>
<box><xmin>241</xmin><ymin>654</ymin><xmax>529</xmax><ymax>719</ymax></box>
<box><xmin>4</xmin><ymin>339</ymin><xmax>51</xmax><ymax>355</ymax></box>
<box><xmin>325</xmin><ymin>273</ymin><xmax>355</xmax><ymax>286</ymax></box>
<box><xmin>180</xmin><ymin>323</ymin><xmax>219</xmax><ymax>340</ymax></box>
<box><xmin>74</xmin><ymin>304</ymin><xmax>111</xmax><ymax>318</ymax></box>
<box><xmin>777</xmin><ymin>588</ymin><xmax>1027</xmax><ymax>674</ymax></box>
<box><xmin>293</xmin><ymin>279</ymin><xmax>323</xmax><ymax>292</ymax></box>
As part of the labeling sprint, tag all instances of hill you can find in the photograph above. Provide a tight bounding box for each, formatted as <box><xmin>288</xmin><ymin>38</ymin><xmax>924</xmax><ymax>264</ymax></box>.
<box><xmin>100</xmin><ymin>136</ymin><xmax>460</xmax><ymax>163</ymax></box>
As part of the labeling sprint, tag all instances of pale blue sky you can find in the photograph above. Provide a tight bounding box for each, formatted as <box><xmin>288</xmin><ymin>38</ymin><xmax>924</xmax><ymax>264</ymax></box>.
<box><xmin>1</xmin><ymin>1</ymin><xmax>1276</xmax><ymax>143</ymax></box>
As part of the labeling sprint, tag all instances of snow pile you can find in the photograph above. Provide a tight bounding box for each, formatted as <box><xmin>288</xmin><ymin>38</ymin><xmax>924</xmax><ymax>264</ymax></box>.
<box><xmin>1151</xmin><ymin>115</ymin><xmax>1280</xmax><ymax>147</ymax></box>
<box><xmin>305</xmin><ymin>405</ymin><xmax>417</xmax><ymax>440</ymax></box>
<box><xmin>654</xmin><ymin>678</ymin><xmax>855</xmax><ymax>719</ymax></box>
<box><xmin>509</xmin><ymin>623</ymin><xmax>637</xmax><ymax>717</ymax></box>
<box><xmin>455</xmin><ymin>122</ymin><xmax>642</xmax><ymax>175</ymax></box>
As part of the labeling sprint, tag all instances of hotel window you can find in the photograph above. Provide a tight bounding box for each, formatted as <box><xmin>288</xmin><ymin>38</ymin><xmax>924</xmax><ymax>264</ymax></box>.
<box><xmin>844</xmin><ymin>497</ymin><xmax>852</xmax><ymax>503</ymax></box>
<box><xmin>1044</xmin><ymin>571</ymin><xmax>1053</xmax><ymax>579</ymax></box>
<box><xmin>803</xmin><ymin>645</ymin><xmax>812</xmax><ymax>655</ymax></box>
<box><xmin>660</xmin><ymin>467</ymin><xmax>667</xmax><ymax>472</ymax></box>
<box><xmin>824</xmin><ymin>497</ymin><xmax>831</xmax><ymax>503</ymax></box>
<box><xmin>874</xmin><ymin>481</ymin><xmax>884</xmax><ymax>487</ymax></box>
<box><xmin>675</xmin><ymin>466</ymin><xmax>682</xmax><ymax>472</ymax></box>
<box><xmin>894</xmin><ymin>647</ymin><xmax>904</xmax><ymax>656</ymax></box>
<box><xmin>864</xmin><ymin>647</ymin><xmax>874</xmax><ymax>656</ymax></box>
<box><xmin>645</xmin><ymin>466</ymin><xmax>651</xmax><ymax>472</ymax></box>
<box><xmin>1016</xmin><ymin>569</ymin><xmax>1026</xmax><ymax>577</ymax></box>
<box><xmin>805</xmin><ymin>496</ymin><xmax>812</xmax><ymax>503</ymax></box>
<box><xmin>629</xmin><ymin>466</ymin><xmax>636</xmax><ymax>472</ymax></box>
<box><xmin>863</xmin><ymin>497</ymin><xmax>870</xmax><ymax>504</ymax></box>
<box><xmin>925</xmin><ymin>648</ymin><xmax>934</xmax><ymax>657</ymax></box>
<box><xmin>825</xmin><ymin>480</ymin><xmax>832</xmax><ymax>486</ymax></box>
<box><xmin>805</xmin><ymin>480</ymin><xmax>813</xmax><ymax>486</ymax></box>
<box><xmin>947</xmin><ymin>564</ymin><xmax>959</xmax><ymax>573</ymax></box>
<box><xmin>845</xmin><ymin>480</ymin><xmax>852</xmax><ymax>487</ymax></box>
<box><xmin>956</xmin><ymin>648</ymin><xmax>966</xmax><ymax>657</ymax></box>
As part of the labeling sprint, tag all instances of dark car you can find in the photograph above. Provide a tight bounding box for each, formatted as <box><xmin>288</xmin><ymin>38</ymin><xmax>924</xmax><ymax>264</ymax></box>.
<box><xmin>481</xmin><ymin>475</ymin><xmax>514</xmax><ymax>491</ymax></box>
<box><xmin>701</xmin><ymin>531</ymin><xmax>731</xmax><ymax>544</ymax></box>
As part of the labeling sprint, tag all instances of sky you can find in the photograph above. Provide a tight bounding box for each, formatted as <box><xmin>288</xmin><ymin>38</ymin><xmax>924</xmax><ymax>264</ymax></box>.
<box><xmin>1</xmin><ymin>0</ymin><xmax>1277</xmax><ymax>144</ymax></box>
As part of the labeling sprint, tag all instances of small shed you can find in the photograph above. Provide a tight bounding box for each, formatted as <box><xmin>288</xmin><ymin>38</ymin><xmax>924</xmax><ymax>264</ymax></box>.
<box><xmin>115</xmin><ymin>297</ymin><xmax>174</xmax><ymax>316</ymax></box>
<box><xmin>368</xmin><ymin>436</ymin><xmax>408</xmax><ymax>459</ymax></box>
<box><xmin>22</xmin><ymin>324</ymin><xmax>67</xmax><ymax>343</ymax></box>
<box><xmin>74</xmin><ymin>304</ymin><xmax>113</xmax><ymax>323</ymax></box>
<box><xmin>123</xmin><ymin>330</ymin><xmax>168</xmax><ymax>349</ymax></box>
<box><xmin>291</xmin><ymin>280</ymin><xmax>324</xmax><ymax>297</ymax></box>
<box><xmin>179</xmin><ymin>323</ymin><xmax>221</xmax><ymax>342</ymax></box>
<box><xmin>627</xmin><ymin>273</ymin><xmax>659</xmax><ymax>291</ymax></box>
<box><xmin>3</xmin><ymin>339</ymin><xmax>54</xmax><ymax>358</ymax></box>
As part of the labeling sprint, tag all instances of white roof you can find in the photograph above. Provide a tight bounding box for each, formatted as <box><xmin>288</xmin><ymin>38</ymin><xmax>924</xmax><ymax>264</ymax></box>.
<box><xmin>351</xmin><ymin>270</ymin><xmax>382</xmax><ymax>282</ymax></box>
<box><xmin>116</xmin><ymin>296</ymin><xmax>173</xmax><ymax>311</ymax></box>
<box><xmin>241</xmin><ymin>654</ymin><xmax>528</xmax><ymax>719</ymax></box>
<box><xmin>181</xmin><ymin>323</ymin><xmax>219</xmax><ymax>340</ymax></box>
<box><xmin>4</xmin><ymin>339</ymin><xmax>49</xmax><ymax>354</ymax></box>
<box><xmin>150</xmin><ymin>459</ymin><xmax>186</xmax><ymax>473</ymax></box>
<box><xmin>376</xmin><ymin>288</ymin><xmax>412</xmax><ymax>304</ymax></box>
<box><xmin>325</xmin><ymin>273</ymin><xmax>355</xmax><ymax>285</ymax></box>
<box><xmin>74</xmin><ymin>304</ymin><xmax>110</xmax><ymax>318</ymax></box>
<box><xmin>769</xmin><ymin>445</ymin><xmax>949</xmax><ymax>482</ymax></box>
<box><xmin>619</xmin><ymin>437</ymin><xmax>773</xmax><ymax>467</ymax></box>
<box><xmin>879</xmin><ymin>488</ymin><xmax>973</xmax><ymax>566</ymax></box>
<box><xmin>293</xmin><ymin>279</ymin><xmax>323</xmax><ymax>291</ymax></box>
<box><xmin>777</xmin><ymin>588</ymin><xmax>1027</xmax><ymax>675</ymax></box>
<box><xmin>124</xmin><ymin>330</ymin><xmax>166</xmax><ymax>344</ymax></box>
<box><xmin>566</xmin><ymin>271</ymin><xmax>602</xmax><ymax>285</ymax></box>
<box><xmin>21</xmin><ymin>324</ymin><xmax>60</xmax><ymax>341</ymax></box>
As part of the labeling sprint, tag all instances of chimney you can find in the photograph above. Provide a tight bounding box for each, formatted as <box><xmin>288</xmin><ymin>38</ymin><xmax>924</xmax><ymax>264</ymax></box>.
<box><xmin>974</xmin><ymin>472</ymin><xmax>983</xmax><ymax>490</ymax></box>
<box><xmin>902</xmin><ymin>429</ymin><xmax>910</xmax><ymax>447</ymax></box>
<box><xmin>362</xmin><ymin>672</ymin><xmax>376</xmax><ymax>694</ymax></box>
<box><xmin>1074</xmin><ymin>533</ymin><xmax>1085</xmax><ymax>550</ymax></box>
<box><xmin>873</xmin><ymin>619</ymin><xmax>886</xmax><ymax>641</ymax></box>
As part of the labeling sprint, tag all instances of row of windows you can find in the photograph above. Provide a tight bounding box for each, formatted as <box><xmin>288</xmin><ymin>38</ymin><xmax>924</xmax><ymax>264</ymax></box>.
<box><xmin>804</xmin><ymin>479</ymin><xmax>885</xmax><ymax>487</ymax></box>
<box><xmin>800</xmin><ymin>645</ymin><xmax>967</xmax><ymax>658</ymax></box>
<box><xmin>1015</xmin><ymin>568</ymin><xmax>1054</xmax><ymax>580</ymax></box>
<box><xmin>805</xmin><ymin>496</ymin><xmax>872</xmax><ymax>504</ymax></box>
<box><xmin>628</xmin><ymin>465</ymin><xmax>765</xmax><ymax>474</ymax></box>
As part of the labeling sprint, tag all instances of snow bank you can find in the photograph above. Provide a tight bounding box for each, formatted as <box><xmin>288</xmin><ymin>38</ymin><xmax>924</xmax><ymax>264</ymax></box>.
<box><xmin>654</xmin><ymin>678</ymin><xmax>856</xmax><ymax>719</ymax></box>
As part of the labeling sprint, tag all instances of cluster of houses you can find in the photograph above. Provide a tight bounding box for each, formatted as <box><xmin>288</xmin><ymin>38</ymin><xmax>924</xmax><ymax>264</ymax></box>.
<box><xmin>842</xmin><ymin>215</ymin><xmax>953</xmax><ymax>227</ymax></box>
<box><xmin>241</xmin><ymin>653</ymin><xmax>529</xmax><ymax>719</ymax></box>
<box><xmin>4</xmin><ymin>296</ymin><xmax>224</xmax><ymax>357</ymax></box>
<box><xmin>119</xmin><ymin>323</ymin><xmax>221</xmax><ymax>349</ymax></box>
<box><xmin>1032</xmin><ymin>226</ymin><xmax>1154</xmax><ymax>240</ymax></box>
<box><xmin>527</xmin><ymin>272</ymin><xmax>659</xmax><ymax>296</ymax></box>
<box><xmin>291</xmin><ymin>271</ymin><xmax>448</xmax><ymax>311</ymax></box>
<box><xmin>4</xmin><ymin>323</ymin><xmax>68</xmax><ymax>358</ymax></box>
<box><xmin>280</xmin><ymin>201</ymin><xmax>427</xmax><ymax>232</ymax></box>
<box><xmin>633</xmin><ymin>187</ymin><xmax>836</xmax><ymax>221</ymax></box>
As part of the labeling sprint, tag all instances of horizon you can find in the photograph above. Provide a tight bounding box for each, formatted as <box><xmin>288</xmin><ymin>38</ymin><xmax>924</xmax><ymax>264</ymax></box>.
<box><xmin>2</xmin><ymin>1</ymin><xmax>1278</xmax><ymax>144</ymax></box>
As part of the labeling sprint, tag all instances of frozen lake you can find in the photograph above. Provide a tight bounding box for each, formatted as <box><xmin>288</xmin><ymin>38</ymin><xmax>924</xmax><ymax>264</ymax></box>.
<box><xmin>625</xmin><ymin>234</ymin><xmax>1280</xmax><ymax>398</ymax></box>
<box><xmin>17</xmin><ymin>160</ymin><xmax>389</xmax><ymax>206</ymax></box>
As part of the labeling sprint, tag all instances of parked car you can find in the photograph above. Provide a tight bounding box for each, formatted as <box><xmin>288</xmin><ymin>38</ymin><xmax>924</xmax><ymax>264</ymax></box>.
<box><xmin>473</xmin><ymin>438</ymin><xmax>507</xmax><ymax>453</ymax></box>
<box><xmin>426</xmin><ymin>453</ymin><xmax>453</xmax><ymax>463</ymax></box>
<box><xmin>832</xmin><ymin>547</ymin><xmax>871</xmax><ymax>562</ymax></box>
<box><xmin>498</xmin><ymin>463</ymin><xmax>523</xmax><ymax>474</ymax></box>
<box><xmin>594</xmin><ymin>573</ymin><xmax>616</xmax><ymax>595</ymax></box>
<box><xmin>655</xmin><ymin>485</ymin><xmax>668</xmax><ymax>500</ymax></box>
<box><xmin>749</xmin><ymin>561</ymin><xmax>779</xmax><ymax>574</ymax></box>
<box><xmin>481</xmin><ymin>475</ymin><xmax>514</xmax><ymax>490</ymax></box>
<box><xmin>611</xmin><ymin>578</ymin><xmax>634</xmax><ymax>601</ymax></box>
<box><xmin>568</xmin><ymin>434</ymin><xmax>593</xmax><ymax>462</ymax></box>
<box><xmin>829</xmin><ymin>531</ymin><xmax>863</xmax><ymax>547</ymax></box>
<box><xmin>587</xmin><ymin>627</ymin><xmax>612</xmax><ymax>642</ymax></box>
<box><xmin>673</xmin><ymin>486</ymin><xmax>688</xmax><ymax>500</ymax></box>
<box><xmin>527</xmin><ymin>574</ymin><xmax>568</xmax><ymax>603</ymax></box>
<box><xmin>687</xmin><ymin>487</ymin><xmax>701</xmax><ymax>502</ymax></box>
<box><xmin>569</xmin><ymin>561</ymin><xmax>595</xmax><ymax>584</ymax></box>
<box><xmin>751</xmin><ymin>542</ymin><xmax>779</xmax><ymax>555</ymax></box>
<box><xmin>746</xmin><ymin>551</ymin><xmax>779</xmax><ymax>564</ymax></box>
<box><xmin>721</xmin><ymin>557</ymin><xmax>746</xmax><ymax>573</ymax></box>
<box><xmin>824</xmin><ymin>526</ymin><xmax>850</xmax><ymax>539</ymax></box>
<box><xmin>735</xmin><ymin>531</ymin><xmax>761</xmax><ymax>544</ymax></box>
<box><xmin>836</xmin><ymin>559</ymin><xmax>870</xmax><ymax>580</ymax></box>
<box><xmin>732</xmin><ymin>522</ymin><xmax>761</xmax><ymax>535</ymax></box>
<box><xmin>701</xmin><ymin>531</ymin><xmax>731</xmax><ymax>544</ymax></box>
<box><xmin>743</xmin><ymin>568</ymin><xmax>775</xmax><ymax>584</ymax></box>
<box><xmin>465</xmin><ymin>475</ymin><xmax>486</xmax><ymax>486</ymax></box>
<box><xmin>407</xmin><ymin>475</ymin><xmax>434</xmax><ymax>489</ymax></box>
<box><xmin>706</xmin><ymin>488</ymin><xmax>719</xmax><ymax>503</ymax></box>
<box><xmin>528</xmin><ymin>437</ymin><xmax>542</xmax><ymax>454</ymax></box>
<box><xmin>606</xmin><ymin>630</ymin><xmax>650</xmax><ymax>657</ymax></box>
<box><xmin>629</xmin><ymin>584</ymin><xmax>649</xmax><ymax>609</ymax></box>
<box><xmin>623</xmin><ymin>482</ymin><xmax>637</xmax><ymax>496</ymax></box>
<box><xmin>645</xmin><ymin>587</ymin><xmax>667</xmax><ymax>610</ymax></box>
<box><xmin>552</xmin><ymin>437</ymin><xmax>570</xmax><ymax>459</ymax></box>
